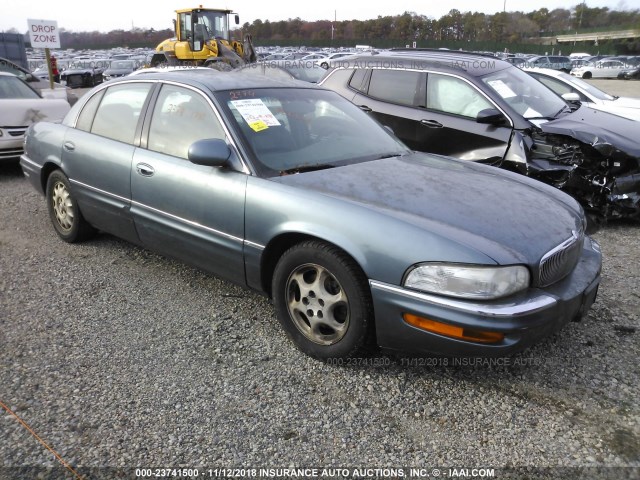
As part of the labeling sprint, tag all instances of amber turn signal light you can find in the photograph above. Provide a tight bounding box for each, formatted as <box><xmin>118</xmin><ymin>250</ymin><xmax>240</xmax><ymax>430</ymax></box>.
<box><xmin>403</xmin><ymin>313</ymin><xmax>504</xmax><ymax>344</ymax></box>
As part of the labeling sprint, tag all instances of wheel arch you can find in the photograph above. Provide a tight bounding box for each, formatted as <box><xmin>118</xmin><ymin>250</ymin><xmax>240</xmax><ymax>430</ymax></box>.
<box><xmin>40</xmin><ymin>162</ymin><xmax>62</xmax><ymax>193</ymax></box>
<box><xmin>259</xmin><ymin>232</ymin><xmax>369</xmax><ymax>298</ymax></box>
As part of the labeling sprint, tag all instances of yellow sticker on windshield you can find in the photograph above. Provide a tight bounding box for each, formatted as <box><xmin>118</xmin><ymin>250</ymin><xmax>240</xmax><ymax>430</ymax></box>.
<box><xmin>249</xmin><ymin>120</ymin><xmax>269</xmax><ymax>132</ymax></box>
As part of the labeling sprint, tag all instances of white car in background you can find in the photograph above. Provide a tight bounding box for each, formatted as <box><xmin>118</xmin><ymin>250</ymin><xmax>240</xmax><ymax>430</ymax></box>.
<box><xmin>525</xmin><ymin>68</ymin><xmax>640</xmax><ymax>121</ymax></box>
<box><xmin>570</xmin><ymin>59</ymin><xmax>628</xmax><ymax>79</ymax></box>
<box><xmin>0</xmin><ymin>72</ymin><xmax>70</xmax><ymax>162</ymax></box>
<box><xmin>126</xmin><ymin>66</ymin><xmax>214</xmax><ymax>76</ymax></box>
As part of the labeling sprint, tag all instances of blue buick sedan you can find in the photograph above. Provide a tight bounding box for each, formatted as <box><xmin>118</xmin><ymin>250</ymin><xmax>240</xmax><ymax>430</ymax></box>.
<box><xmin>20</xmin><ymin>71</ymin><xmax>601</xmax><ymax>360</ymax></box>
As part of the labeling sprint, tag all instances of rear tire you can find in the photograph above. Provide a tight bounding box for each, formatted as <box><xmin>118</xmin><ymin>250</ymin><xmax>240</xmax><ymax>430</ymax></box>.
<box><xmin>272</xmin><ymin>240</ymin><xmax>373</xmax><ymax>360</ymax></box>
<box><xmin>46</xmin><ymin>170</ymin><xmax>96</xmax><ymax>243</ymax></box>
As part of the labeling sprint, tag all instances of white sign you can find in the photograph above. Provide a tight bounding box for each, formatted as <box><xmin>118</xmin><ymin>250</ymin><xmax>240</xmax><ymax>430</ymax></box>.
<box><xmin>231</xmin><ymin>99</ymin><xmax>281</xmax><ymax>132</ymax></box>
<box><xmin>27</xmin><ymin>19</ymin><xmax>60</xmax><ymax>49</ymax></box>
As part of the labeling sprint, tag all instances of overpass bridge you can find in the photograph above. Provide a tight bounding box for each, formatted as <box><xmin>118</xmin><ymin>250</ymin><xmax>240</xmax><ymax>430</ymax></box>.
<box><xmin>556</xmin><ymin>29</ymin><xmax>640</xmax><ymax>43</ymax></box>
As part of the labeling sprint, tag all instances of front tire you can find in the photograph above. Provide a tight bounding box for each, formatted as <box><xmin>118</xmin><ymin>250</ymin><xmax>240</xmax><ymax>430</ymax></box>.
<box><xmin>46</xmin><ymin>170</ymin><xmax>96</xmax><ymax>243</ymax></box>
<box><xmin>582</xmin><ymin>71</ymin><xmax>592</xmax><ymax>79</ymax></box>
<box><xmin>272</xmin><ymin>240</ymin><xmax>373</xmax><ymax>360</ymax></box>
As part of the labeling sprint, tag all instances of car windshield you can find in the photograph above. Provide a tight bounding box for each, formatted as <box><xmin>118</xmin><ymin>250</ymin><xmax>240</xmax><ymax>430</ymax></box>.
<box><xmin>216</xmin><ymin>87</ymin><xmax>408</xmax><ymax>176</ymax></box>
<box><xmin>554</xmin><ymin>71</ymin><xmax>615</xmax><ymax>101</ymax></box>
<box><xmin>481</xmin><ymin>66</ymin><xmax>568</xmax><ymax>120</ymax></box>
<box><xmin>283</xmin><ymin>64</ymin><xmax>327</xmax><ymax>83</ymax></box>
<box><xmin>0</xmin><ymin>75</ymin><xmax>40</xmax><ymax>99</ymax></box>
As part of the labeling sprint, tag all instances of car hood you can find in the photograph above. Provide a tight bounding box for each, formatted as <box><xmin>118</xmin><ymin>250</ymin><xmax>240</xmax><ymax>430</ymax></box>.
<box><xmin>104</xmin><ymin>68</ymin><xmax>133</xmax><ymax>75</ymax></box>
<box><xmin>274</xmin><ymin>153</ymin><xmax>583</xmax><ymax>264</ymax></box>
<box><xmin>611</xmin><ymin>96</ymin><xmax>640</xmax><ymax>109</ymax></box>
<box><xmin>585</xmin><ymin>101</ymin><xmax>640</xmax><ymax>122</ymax></box>
<box><xmin>538</xmin><ymin>106</ymin><xmax>640</xmax><ymax>158</ymax></box>
<box><xmin>0</xmin><ymin>99</ymin><xmax>70</xmax><ymax>126</ymax></box>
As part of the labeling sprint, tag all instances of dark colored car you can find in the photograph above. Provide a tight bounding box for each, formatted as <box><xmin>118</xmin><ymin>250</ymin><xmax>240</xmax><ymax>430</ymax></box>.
<box><xmin>320</xmin><ymin>50</ymin><xmax>640</xmax><ymax>223</ymax></box>
<box><xmin>19</xmin><ymin>72</ymin><xmax>601</xmax><ymax>360</ymax></box>
<box><xmin>235</xmin><ymin>60</ymin><xmax>328</xmax><ymax>83</ymax></box>
<box><xmin>526</xmin><ymin>55</ymin><xmax>572</xmax><ymax>72</ymax></box>
<box><xmin>60</xmin><ymin>62</ymin><xmax>104</xmax><ymax>88</ymax></box>
<box><xmin>618</xmin><ymin>66</ymin><xmax>640</xmax><ymax>80</ymax></box>
<box><xmin>505</xmin><ymin>57</ymin><xmax>528</xmax><ymax>68</ymax></box>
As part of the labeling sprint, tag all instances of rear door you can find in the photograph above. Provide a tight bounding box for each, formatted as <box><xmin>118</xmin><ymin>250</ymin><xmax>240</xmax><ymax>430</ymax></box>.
<box><xmin>61</xmin><ymin>82</ymin><xmax>153</xmax><ymax>243</ymax></box>
<box><xmin>350</xmin><ymin>69</ymin><xmax>427</xmax><ymax>150</ymax></box>
<box><xmin>353</xmin><ymin>69</ymin><xmax>513</xmax><ymax>163</ymax></box>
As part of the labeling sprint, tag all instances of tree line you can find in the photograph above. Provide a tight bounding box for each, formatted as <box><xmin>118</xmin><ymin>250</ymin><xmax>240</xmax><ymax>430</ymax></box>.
<box><xmin>4</xmin><ymin>4</ymin><xmax>639</xmax><ymax>51</ymax></box>
<box><xmin>242</xmin><ymin>5</ymin><xmax>639</xmax><ymax>45</ymax></box>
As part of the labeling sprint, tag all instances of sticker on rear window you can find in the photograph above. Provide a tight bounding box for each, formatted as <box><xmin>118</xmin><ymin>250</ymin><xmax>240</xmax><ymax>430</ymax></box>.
<box><xmin>231</xmin><ymin>99</ymin><xmax>281</xmax><ymax>130</ymax></box>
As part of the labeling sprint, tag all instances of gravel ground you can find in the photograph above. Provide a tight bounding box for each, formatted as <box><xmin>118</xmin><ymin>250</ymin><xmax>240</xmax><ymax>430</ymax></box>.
<box><xmin>1</xmin><ymin>136</ymin><xmax>639</xmax><ymax>477</ymax></box>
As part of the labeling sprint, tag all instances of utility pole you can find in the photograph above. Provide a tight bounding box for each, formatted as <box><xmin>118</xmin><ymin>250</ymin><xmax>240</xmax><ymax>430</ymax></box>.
<box><xmin>331</xmin><ymin>10</ymin><xmax>336</xmax><ymax>50</ymax></box>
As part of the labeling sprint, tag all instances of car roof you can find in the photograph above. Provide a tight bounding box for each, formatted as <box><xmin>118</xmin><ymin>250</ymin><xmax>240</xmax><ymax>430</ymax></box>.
<box><xmin>112</xmin><ymin>69</ymin><xmax>321</xmax><ymax>91</ymax></box>
<box><xmin>331</xmin><ymin>50</ymin><xmax>512</xmax><ymax>76</ymax></box>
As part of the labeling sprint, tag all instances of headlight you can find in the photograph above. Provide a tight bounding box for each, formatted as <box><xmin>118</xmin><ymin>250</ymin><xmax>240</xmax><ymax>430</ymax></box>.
<box><xmin>404</xmin><ymin>263</ymin><xmax>530</xmax><ymax>300</ymax></box>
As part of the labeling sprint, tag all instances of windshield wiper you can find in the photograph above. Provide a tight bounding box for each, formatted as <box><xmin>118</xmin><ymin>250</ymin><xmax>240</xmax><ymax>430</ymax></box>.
<box><xmin>553</xmin><ymin>105</ymin><xmax>572</xmax><ymax>118</ymax></box>
<box><xmin>372</xmin><ymin>152</ymin><xmax>405</xmax><ymax>160</ymax></box>
<box><xmin>279</xmin><ymin>164</ymin><xmax>335</xmax><ymax>175</ymax></box>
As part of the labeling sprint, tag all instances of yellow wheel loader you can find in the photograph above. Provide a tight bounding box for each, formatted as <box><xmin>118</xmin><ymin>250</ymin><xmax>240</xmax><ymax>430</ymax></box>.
<box><xmin>152</xmin><ymin>6</ymin><xmax>257</xmax><ymax>70</ymax></box>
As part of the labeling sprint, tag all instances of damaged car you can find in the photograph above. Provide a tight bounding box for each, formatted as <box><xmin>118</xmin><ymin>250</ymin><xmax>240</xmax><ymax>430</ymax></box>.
<box><xmin>320</xmin><ymin>50</ymin><xmax>640</xmax><ymax>223</ymax></box>
<box><xmin>0</xmin><ymin>72</ymin><xmax>70</xmax><ymax>162</ymax></box>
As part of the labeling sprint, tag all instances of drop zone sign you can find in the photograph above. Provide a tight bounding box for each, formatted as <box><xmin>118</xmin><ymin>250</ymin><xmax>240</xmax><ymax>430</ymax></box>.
<box><xmin>28</xmin><ymin>19</ymin><xmax>61</xmax><ymax>49</ymax></box>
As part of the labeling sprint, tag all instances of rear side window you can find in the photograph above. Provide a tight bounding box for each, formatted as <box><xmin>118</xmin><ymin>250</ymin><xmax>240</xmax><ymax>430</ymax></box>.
<box><xmin>348</xmin><ymin>69</ymin><xmax>367</xmax><ymax>92</ymax></box>
<box><xmin>91</xmin><ymin>83</ymin><xmax>152</xmax><ymax>144</ymax></box>
<box><xmin>75</xmin><ymin>90</ymin><xmax>104</xmax><ymax>132</ymax></box>
<box><xmin>367</xmin><ymin>69</ymin><xmax>423</xmax><ymax>107</ymax></box>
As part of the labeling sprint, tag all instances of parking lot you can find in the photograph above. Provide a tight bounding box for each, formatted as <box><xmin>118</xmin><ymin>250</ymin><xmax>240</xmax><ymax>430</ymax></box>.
<box><xmin>1</xmin><ymin>76</ymin><xmax>639</xmax><ymax>479</ymax></box>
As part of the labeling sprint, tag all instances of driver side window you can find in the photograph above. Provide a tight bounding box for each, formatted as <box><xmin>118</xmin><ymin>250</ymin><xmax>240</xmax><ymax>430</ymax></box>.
<box><xmin>427</xmin><ymin>73</ymin><xmax>493</xmax><ymax>118</ymax></box>
<box><xmin>148</xmin><ymin>84</ymin><xmax>225</xmax><ymax>159</ymax></box>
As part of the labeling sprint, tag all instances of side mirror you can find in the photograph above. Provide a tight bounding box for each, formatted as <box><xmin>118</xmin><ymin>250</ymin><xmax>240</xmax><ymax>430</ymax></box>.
<box><xmin>562</xmin><ymin>92</ymin><xmax>581</xmax><ymax>105</ymax></box>
<box><xmin>476</xmin><ymin>108</ymin><xmax>507</xmax><ymax>126</ymax></box>
<box><xmin>188</xmin><ymin>138</ymin><xmax>231</xmax><ymax>167</ymax></box>
<box><xmin>235</xmin><ymin>14</ymin><xmax>240</xmax><ymax>25</ymax></box>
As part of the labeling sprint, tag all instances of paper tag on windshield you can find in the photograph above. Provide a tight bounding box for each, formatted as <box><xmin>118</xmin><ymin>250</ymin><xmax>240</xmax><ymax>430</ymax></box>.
<box><xmin>249</xmin><ymin>120</ymin><xmax>269</xmax><ymax>132</ymax></box>
<box><xmin>231</xmin><ymin>99</ymin><xmax>281</xmax><ymax>127</ymax></box>
<box><xmin>523</xmin><ymin>107</ymin><xmax>542</xmax><ymax>118</ymax></box>
<box><xmin>487</xmin><ymin>80</ymin><xmax>517</xmax><ymax>99</ymax></box>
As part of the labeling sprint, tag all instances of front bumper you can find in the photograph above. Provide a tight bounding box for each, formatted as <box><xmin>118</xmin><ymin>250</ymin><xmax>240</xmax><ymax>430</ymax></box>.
<box><xmin>0</xmin><ymin>131</ymin><xmax>26</xmax><ymax>161</ymax></box>
<box><xmin>370</xmin><ymin>236</ymin><xmax>602</xmax><ymax>357</ymax></box>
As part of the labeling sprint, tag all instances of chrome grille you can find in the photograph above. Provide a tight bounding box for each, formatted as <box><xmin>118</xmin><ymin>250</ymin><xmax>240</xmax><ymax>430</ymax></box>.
<box><xmin>539</xmin><ymin>229</ymin><xmax>583</xmax><ymax>287</ymax></box>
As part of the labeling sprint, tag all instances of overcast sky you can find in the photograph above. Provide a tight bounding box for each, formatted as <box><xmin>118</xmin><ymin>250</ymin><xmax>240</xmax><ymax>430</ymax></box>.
<box><xmin>3</xmin><ymin>0</ymin><xmax>638</xmax><ymax>33</ymax></box>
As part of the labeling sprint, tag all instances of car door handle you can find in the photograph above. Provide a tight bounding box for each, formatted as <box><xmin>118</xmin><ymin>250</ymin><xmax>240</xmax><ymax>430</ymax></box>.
<box><xmin>420</xmin><ymin>119</ymin><xmax>443</xmax><ymax>128</ymax></box>
<box><xmin>358</xmin><ymin>105</ymin><xmax>372</xmax><ymax>113</ymax></box>
<box><xmin>63</xmin><ymin>141</ymin><xmax>75</xmax><ymax>151</ymax></box>
<box><xmin>136</xmin><ymin>163</ymin><xmax>155</xmax><ymax>177</ymax></box>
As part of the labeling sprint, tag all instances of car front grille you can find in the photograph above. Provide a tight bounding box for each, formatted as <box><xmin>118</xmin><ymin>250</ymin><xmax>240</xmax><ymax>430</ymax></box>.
<box><xmin>538</xmin><ymin>229</ymin><xmax>584</xmax><ymax>287</ymax></box>
<box><xmin>65</xmin><ymin>76</ymin><xmax>84</xmax><ymax>87</ymax></box>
